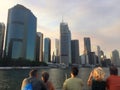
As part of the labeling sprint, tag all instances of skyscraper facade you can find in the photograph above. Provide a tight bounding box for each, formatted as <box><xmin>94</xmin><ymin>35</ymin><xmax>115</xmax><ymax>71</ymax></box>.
<box><xmin>55</xmin><ymin>39</ymin><xmax>60</xmax><ymax>63</ymax></box>
<box><xmin>0</xmin><ymin>23</ymin><xmax>5</xmax><ymax>57</ymax></box>
<box><xmin>111</xmin><ymin>50</ymin><xmax>120</xmax><ymax>66</ymax></box>
<box><xmin>71</xmin><ymin>40</ymin><xmax>80</xmax><ymax>64</ymax></box>
<box><xmin>5</xmin><ymin>4</ymin><xmax>37</xmax><ymax>61</ymax></box>
<box><xmin>84</xmin><ymin>37</ymin><xmax>91</xmax><ymax>54</ymax></box>
<box><xmin>36</xmin><ymin>32</ymin><xmax>43</xmax><ymax>62</ymax></box>
<box><xmin>44</xmin><ymin>38</ymin><xmax>51</xmax><ymax>63</ymax></box>
<box><xmin>60</xmin><ymin>22</ymin><xmax>71</xmax><ymax>65</ymax></box>
<box><xmin>97</xmin><ymin>46</ymin><xmax>101</xmax><ymax>65</ymax></box>
<box><xmin>88</xmin><ymin>52</ymin><xmax>97</xmax><ymax>65</ymax></box>
<box><xmin>55</xmin><ymin>39</ymin><xmax>60</xmax><ymax>57</ymax></box>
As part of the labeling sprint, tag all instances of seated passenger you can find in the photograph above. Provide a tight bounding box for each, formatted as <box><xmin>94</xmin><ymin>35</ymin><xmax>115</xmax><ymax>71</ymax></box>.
<box><xmin>106</xmin><ymin>66</ymin><xmax>120</xmax><ymax>90</ymax></box>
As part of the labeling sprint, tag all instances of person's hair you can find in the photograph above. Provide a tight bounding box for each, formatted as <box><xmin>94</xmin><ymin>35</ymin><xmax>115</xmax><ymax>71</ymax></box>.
<box><xmin>93</xmin><ymin>67</ymin><xmax>105</xmax><ymax>80</ymax></box>
<box><xmin>29</xmin><ymin>69</ymin><xmax>38</xmax><ymax>77</ymax></box>
<box><xmin>110</xmin><ymin>66</ymin><xmax>118</xmax><ymax>75</ymax></box>
<box><xmin>71</xmin><ymin>66</ymin><xmax>79</xmax><ymax>76</ymax></box>
<box><xmin>42</xmin><ymin>71</ymin><xmax>49</xmax><ymax>83</ymax></box>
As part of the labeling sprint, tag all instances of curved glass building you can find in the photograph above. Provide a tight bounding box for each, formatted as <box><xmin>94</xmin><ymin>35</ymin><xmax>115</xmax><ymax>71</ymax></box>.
<box><xmin>5</xmin><ymin>4</ymin><xmax>37</xmax><ymax>61</ymax></box>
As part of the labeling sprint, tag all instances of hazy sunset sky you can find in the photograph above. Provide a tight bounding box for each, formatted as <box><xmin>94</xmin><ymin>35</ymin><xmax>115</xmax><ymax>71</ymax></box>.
<box><xmin>0</xmin><ymin>0</ymin><xmax>120</xmax><ymax>57</ymax></box>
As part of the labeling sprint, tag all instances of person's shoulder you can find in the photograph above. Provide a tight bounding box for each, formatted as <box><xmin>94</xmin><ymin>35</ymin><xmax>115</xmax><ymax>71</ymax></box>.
<box><xmin>76</xmin><ymin>78</ymin><xmax>83</xmax><ymax>82</ymax></box>
<box><xmin>30</xmin><ymin>78</ymin><xmax>45</xmax><ymax>86</ymax></box>
<box><xmin>36</xmin><ymin>79</ymin><xmax>44</xmax><ymax>85</ymax></box>
<box><xmin>106</xmin><ymin>75</ymin><xmax>111</xmax><ymax>80</ymax></box>
<box><xmin>23</xmin><ymin>78</ymin><xmax>29</xmax><ymax>82</ymax></box>
<box><xmin>64</xmin><ymin>78</ymin><xmax>73</xmax><ymax>83</ymax></box>
<box><xmin>23</xmin><ymin>78</ymin><xmax>27</xmax><ymax>80</ymax></box>
<box><xmin>46</xmin><ymin>81</ymin><xmax>54</xmax><ymax>88</ymax></box>
<box><xmin>65</xmin><ymin>77</ymin><xmax>82</xmax><ymax>82</ymax></box>
<box><xmin>106</xmin><ymin>75</ymin><xmax>120</xmax><ymax>83</ymax></box>
<box><xmin>47</xmin><ymin>81</ymin><xmax>52</xmax><ymax>85</ymax></box>
<box><xmin>68</xmin><ymin>77</ymin><xmax>74</xmax><ymax>81</ymax></box>
<box><xmin>21</xmin><ymin>77</ymin><xmax>30</xmax><ymax>89</ymax></box>
<box><xmin>26</xmin><ymin>77</ymin><xmax>41</xmax><ymax>84</ymax></box>
<box><xmin>107</xmin><ymin>75</ymin><xmax>119</xmax><ymax>80</ymax></box>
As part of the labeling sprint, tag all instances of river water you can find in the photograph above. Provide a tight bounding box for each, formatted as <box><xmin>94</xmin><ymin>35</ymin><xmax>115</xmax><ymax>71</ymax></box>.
<box><xmin>0</xmin><ymin>67</ymin><xmax>120</xmax><ymax>90</ymax></box>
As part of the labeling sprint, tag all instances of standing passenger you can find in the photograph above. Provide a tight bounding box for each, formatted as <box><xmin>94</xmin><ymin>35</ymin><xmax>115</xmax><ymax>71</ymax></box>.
<box><xmin>21</xmin><ymin>69</ymin><xmax>47</xmax><ymax>90</ymax></box>
<box><xmin>106</xmin><ymin>66</ymin><xmax>120</xmax><ymax>90</ymax></box>
<box><xmin>41</xmin><ymin>71</ymin><xmax>55</xmax><ymax>90</ymax></box>
<box><xmin>87</xmin><ymin>67</ymin><xmax>106</xmax><ymax>90</ymax></box>
<box><xmin>63</xmin><ymin>66</ymin><xmax>83</xmax><ymax>90</ymax></box>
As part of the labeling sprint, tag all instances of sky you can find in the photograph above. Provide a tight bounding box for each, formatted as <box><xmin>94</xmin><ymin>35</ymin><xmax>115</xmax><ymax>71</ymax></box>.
<box><xmin>0</xmin><ymin>0</ymin><xmax>120</xmax><ymax>58</ymax></box>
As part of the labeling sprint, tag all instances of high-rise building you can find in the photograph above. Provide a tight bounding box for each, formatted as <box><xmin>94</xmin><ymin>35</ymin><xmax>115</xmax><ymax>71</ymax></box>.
<box><xmin>88</xmin><ymin>52</ymin><xmax>97</xmax><ymax>65</ymax></box>
<box><xmin>5</xmin><ymin>4</ymin><xmax>37</xmax><ymax>61</ymax></box>
<box><xmin>52</xmin><ymin>52</ymin><xmax>55</xmax><ymax>62</ymax></box>
<box><xmin>0</xmin><ymin>23</ymin><xmax>5</xmax><ymax>57</ymax></box>
<box><xmin>97</xmin><ymin>46</ymin><xmax>101</xmax><ymax>65</ymax></box>
<box><xmin>60</xmin><ymin>22</ymin><xmax>71</xmax><ymax>65</ymax></box>
<box><xmin>100</xmin><ymin>50</ymin><xmax>106</xmax><ymax>61</ymax></box>
<box><xmin>55</xmin><ymin>39</ymin><xmax>60</xmax><ymax>63</ymax></box>
<box><xmin>36</xmin><ymin>32</ymin><xmax>43</xmax><ymax>62</ymax></box>
<box><xmin>44</xmin><ymin>38</ymin><xmax>51</xmax><ymax>63</ymax></box>
<box><xmin>111</xmin><ymin>50</ymin><xmax>120</xmax><ymax>66</ymax></box>
<box><xmin>55</xmin><ymin>39</ymin><xmax>60</xmax><ymax>56</ymax></box>
<box><xmin>71</xmin><ymin>40</ymin><xmax>80</xmax><ymax>64</ymax></box>
<box><xmin>84</xmin><ymin>37</ymin><xmax>91</xmax><ymax>54</ymax></box>
<box><xmin>80</xmin><ymin>54</ymin><xmax>89</xmax><ymax>65</ymax></box>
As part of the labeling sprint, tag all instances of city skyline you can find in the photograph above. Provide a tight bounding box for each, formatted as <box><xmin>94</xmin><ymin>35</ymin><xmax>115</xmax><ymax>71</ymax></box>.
<box><xmin>0</xmin><ymin>0</ymin><xmax>120</xmax><ymax>57</ymax></box>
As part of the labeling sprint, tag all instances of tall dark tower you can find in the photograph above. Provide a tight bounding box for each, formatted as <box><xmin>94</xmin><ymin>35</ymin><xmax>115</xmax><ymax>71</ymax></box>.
<box><xmin>71</xmin><ymin>40</ymin><xmax>80</xmax><ymax>64</ymax></box>
<box><xmin>60</xmin><ymin>22</ymin><xmax>71</xmax><ymax>65</ymax></box>
<box><xmin>84</xmin><ymin>37</ymin><xmax>91</xmax><ymax>54</ymax></box>
<box><xmin>44</xmin><ymin>38</ymin><xmax>51</xmax><ymax>63</ymax></box>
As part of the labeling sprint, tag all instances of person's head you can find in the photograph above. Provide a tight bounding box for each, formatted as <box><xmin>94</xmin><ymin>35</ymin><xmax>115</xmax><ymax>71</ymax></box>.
<box><xmin>71</xmin><ymin>66</ymin><xmax>79</xmax><ymax>77</ymax></box>
<box><xmin>29</xmin><ymin>69</ymin><xmax>38</xmax><ymax>78</ymax></box>
<box><xmin>109</xmin><ymin>66</ymin><xmax>118</xmax><ymax>75</ymax></box>
<box><xmin>41</xmin><ymin>71</ymin><xmax>49</xmax><ymax>83</ymax></box>
<box><xmin>92</xmin><ymin>67</ymin><xmax>105</xmax><ymax>81</ymax></box>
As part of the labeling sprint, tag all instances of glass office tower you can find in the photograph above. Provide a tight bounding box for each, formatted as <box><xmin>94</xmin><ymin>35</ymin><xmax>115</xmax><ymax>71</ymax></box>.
<box><xmin>71</xmin><ymin>40</ymin><xmax>80</xmax><ymax>64</ymax></box>
<box><xmin>60</xmin><ymin>22</ymin><xmax>71</xmax><ymax>65</ymax></box>
<box><xmin>111</xmin><ymin>50</ymin><xmax>120</xmax><ymax>66</ymax></box>
<box><xmin>5</xmin><ymin>4</ymin><xmax>37</xmax><ymax>61</ymax></box>
<box><xmin>0</xmin><ymin>23</ymin><xmax>5</xmax><ymax>57</ymax></box>
<box><xmin>84</xmin><ymin>37</ymin><xmax>91</xmax><ymax>54</ymax></box>
<box><xmin>44</xmin><ymin>38</ymin><xmax>51</xmax><ymax>63</ymax></box>
<box><xmin>36</xmin><ymin>32</ymin><xmax>43</xmax><ymax>62</ymax></box>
